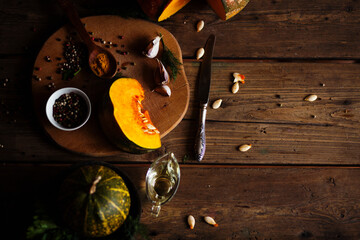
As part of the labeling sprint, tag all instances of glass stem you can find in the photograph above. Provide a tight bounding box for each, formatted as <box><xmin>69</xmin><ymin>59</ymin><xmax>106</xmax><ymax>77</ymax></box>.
<box><xmin>151</xmin><ymin>203</ymin><xmax>161</xmax><ymax>217</ymax></box>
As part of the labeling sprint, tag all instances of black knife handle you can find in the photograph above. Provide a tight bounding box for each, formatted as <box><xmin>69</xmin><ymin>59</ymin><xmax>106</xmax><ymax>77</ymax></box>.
<box><xmin>195</xmin><ymin>103</ymin><xmax>207</xmax><ymax>161</ymax></box>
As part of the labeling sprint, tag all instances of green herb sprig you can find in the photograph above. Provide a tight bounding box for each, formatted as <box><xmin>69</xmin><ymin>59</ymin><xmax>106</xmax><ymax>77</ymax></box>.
<box><xmin>26</xmin><ymin>206</ymin><xmax>77</xmax><ymax>240</ymax></box>
<box><xmin>159</xmin><ymin>33</ymin><xmax>182</xmax><ymax>81</ymax></box>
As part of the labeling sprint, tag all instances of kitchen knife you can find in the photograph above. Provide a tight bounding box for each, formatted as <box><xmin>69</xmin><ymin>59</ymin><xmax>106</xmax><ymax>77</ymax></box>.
<box><xmin>194</xmin><ymin>34</ymin><xmax>216</xmax><ymax>162</ymax></box>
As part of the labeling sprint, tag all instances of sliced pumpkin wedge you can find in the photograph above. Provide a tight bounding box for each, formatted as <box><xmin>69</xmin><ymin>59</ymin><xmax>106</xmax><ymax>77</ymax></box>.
<box><xmin>100</xmin><ymin>78</ymin><xmax>161</xmax><ymax>153</ymax></box>
<box><xmin>206</xmin><ymin>0</ymin><xmax>250</xmax><ymax>20</ymax></box>
<box><xmin>158</xmin><ymin>0</ymin><xmax>192</xmax><ymax>21</ymax></box>
<box><xmin>110</xmin><ymin>78</ymin><xmax>161</xmax><ymax>151</ymax></box>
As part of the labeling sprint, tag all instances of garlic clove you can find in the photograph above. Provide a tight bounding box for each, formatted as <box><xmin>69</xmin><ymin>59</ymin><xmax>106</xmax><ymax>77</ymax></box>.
<box><xmin>232</xmin><ymin>82</ymin><xmax>240</xmax><ymax>94</ymax></box>
<box><xmin>188</xmin><ymin>215</ymin><xmax>195</xmax><ymax>229</ymax></box>
<box><xmin>204</xmin><ymin>216</ymin><xmax>218</xmax><ymax>227</ymax></box>
<box><xmin>196</xmin><ymin>48</ymin><xmax>205</xmax><ymax>60</ymax></box>
<box><xmin>154</xmin><ymin>84</ymin><xmax>171</xmax><ymax>97</ymax></box>
<box><xmin>239</xmin><ymin>144</ymin><xmax>252</xmax><ymax>152</ymax></box>
<box><xmin>197</xmin><ymin>20</ymin><xmax>204</xmax><ymax>32</ymax></box>
<box><xmin>154</xmin><ymin>59</ymin><xmax>169</xmax><ymax>86</ymax></box>
<box><xmin>143</xmin><ymin>36</ymin><xmax>162</xmax><ymax>58</ymax></box>
<box><xmin>212</xmin><ymin>99</ymin><xmax>222</xmax><ymax>109</ymax></box>
<box><xmin>304</xmin><ymin>94</ymin><xmax>317</xmax><ymax>102</ymax></box>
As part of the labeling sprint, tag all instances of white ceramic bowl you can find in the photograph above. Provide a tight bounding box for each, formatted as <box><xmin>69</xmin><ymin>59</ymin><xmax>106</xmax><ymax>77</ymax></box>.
<box><xmin>46</xmin><ymin>87</ymin><xmax>91</xmax><ymax>131</ymax></box>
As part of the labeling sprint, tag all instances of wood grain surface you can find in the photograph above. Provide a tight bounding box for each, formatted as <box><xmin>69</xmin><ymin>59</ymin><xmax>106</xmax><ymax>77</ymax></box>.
<box><xmin>1</xmin><ymin>0</ymin><xmax>360</xmax><ymax>58</ymax></box>
<box><xmin>31</xmin><ymin>16</ymin><xmax>189</xmax><ymax>156</ymax></box>
<box><xmin>3</xmin><ymin>164</ymin><xmax>360</xmax><ymax>240</ymax></box>
<box><xmin>2</xmin><ymin>59</ymin><xmax>360</xmax><ymax>164</ymax></box>
<box><xmin>1</xmin><ymin>0</ymin><xmax>360</xmax><ymax>239</ymax></box>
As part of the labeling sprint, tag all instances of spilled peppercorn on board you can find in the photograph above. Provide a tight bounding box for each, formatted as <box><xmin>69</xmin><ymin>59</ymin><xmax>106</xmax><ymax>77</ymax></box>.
<box><xmin>32</xmin><ymin>15</ymin><xmax>189</xmax><ymax>156</ymax></box>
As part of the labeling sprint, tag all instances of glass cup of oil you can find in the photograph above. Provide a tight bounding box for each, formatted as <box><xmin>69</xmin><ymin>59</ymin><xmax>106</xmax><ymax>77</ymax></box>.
<box><xmin>145</xmin><ymin>152</ymin><xmax>180</xmax><ymax>217</ymax></box>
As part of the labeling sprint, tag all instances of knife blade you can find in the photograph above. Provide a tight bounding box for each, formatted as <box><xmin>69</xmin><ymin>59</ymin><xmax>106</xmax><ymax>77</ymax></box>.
<box><xmin>194</xmin><ymin>34</ymin><xmax>216</xmax><ymax>162</ymax></box>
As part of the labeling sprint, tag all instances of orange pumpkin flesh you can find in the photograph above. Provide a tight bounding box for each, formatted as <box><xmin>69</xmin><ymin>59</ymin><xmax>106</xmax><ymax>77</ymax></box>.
<box><xmin>206</xmin><ymin>0</ymin><xmax>250</xmax><ymax>20</ymax></box>
<box><xmin>100</xmin><ymin>78</ymin><xmax>161</xmax><ymax>153</ymax></box>
<box><xmin>158</xmin><ymin>0</ymin><xmax>192</xmax><ymax>21</ymax></box>
<box><xmin>137</xmin><ymin>0</ymin><xmax>191</xmax><ymax>22</ymax></box>
<box><xmin>110</xmin><ymin>78</ymin><xmax>161</xmax><ymax>150</ymax></box>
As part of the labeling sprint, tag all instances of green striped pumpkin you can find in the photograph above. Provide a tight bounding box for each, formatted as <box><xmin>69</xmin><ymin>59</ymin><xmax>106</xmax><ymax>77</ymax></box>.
<box><xmin>58</xmin><ymin>164</ymin><xmax>131</xmax><ymax>237</ymax></box>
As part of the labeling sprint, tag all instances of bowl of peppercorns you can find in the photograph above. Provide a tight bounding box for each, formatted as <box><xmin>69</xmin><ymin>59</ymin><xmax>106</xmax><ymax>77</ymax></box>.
<box><xmin>46</xmin><ymin>87</ymin><xmax>91</xmax><ymax>131</ymax></box>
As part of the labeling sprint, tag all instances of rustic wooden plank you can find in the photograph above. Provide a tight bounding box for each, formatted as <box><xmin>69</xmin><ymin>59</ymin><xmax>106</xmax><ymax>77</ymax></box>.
<box><xmin>2</xmin><ymin>164</ymin><xmax>360</xmax><ymax>239</ymax></box>
<box><xmin>164</xmin><ymin>0</ymin><xmax>360</xmax><ymax>59</ymax></box>
<box><xmin>162</xmin><ymin>120</ymin><xmax>360</xmax><ymax>165</ymax></box>
<box><xmin>0</xmin><ymin>0</ymin><xmax>360</xmax><ymax>58</ymax></box>
<box><xmin>185</xmin><ymin>61</ymin><xmax>360</xmax><ymax>128</ymax></box>
<box><xmin>1</xmin><ymin>59</ymin><xmax>360</xmax><ymax>164</ymax></box>
<box><xmin>2</xmin><ymin>116</ymin><xmax>360</xmax><ymax>165</ymax></box>
<box><xmin>3</xmin><ymin>59</ymin><xmax>360</xmax><ymax>127</ymax></box>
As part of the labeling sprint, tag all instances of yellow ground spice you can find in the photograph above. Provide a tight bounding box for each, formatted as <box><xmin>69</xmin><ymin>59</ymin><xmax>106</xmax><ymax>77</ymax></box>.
<box><xmin>90</xmin><ymin>53</ymin><xmax>110</xmax><ymax>77</ymax></box>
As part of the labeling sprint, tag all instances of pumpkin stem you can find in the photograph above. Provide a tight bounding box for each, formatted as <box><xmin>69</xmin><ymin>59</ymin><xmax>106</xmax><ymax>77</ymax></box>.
<box><xmin>89</xmin><ymin>175</ymin><xmax>102</xmax><ymax>195</ymax></box>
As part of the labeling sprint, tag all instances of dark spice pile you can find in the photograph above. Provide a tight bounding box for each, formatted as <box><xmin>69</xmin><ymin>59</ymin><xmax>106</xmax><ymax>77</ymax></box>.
<box><xmin>57</xmin><ymin>37</ymin><xmax>86</xmax><ymax>80</ymax></box>
<box><xmin>53</xmin><ymin>92</ymin><xmax>88</xmax><ymax>128</ymax></box>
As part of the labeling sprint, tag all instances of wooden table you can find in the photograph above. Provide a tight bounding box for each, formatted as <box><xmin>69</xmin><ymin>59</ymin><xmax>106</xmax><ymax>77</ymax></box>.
<box><xmin>1</xmin><ymin>1</ymin><xmax>360</xmax><ymax>239</ymax></box>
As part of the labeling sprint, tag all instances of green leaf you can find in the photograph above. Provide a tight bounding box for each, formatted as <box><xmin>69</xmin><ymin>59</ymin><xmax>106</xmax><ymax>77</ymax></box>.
<box><xmin>159</xmin><ymin>33</ymin><xmax>182</xmax><ymax>82</ymax></box>
<box><xmin>62</xmin><ymin>67</ymin><xmax>81</xmax><ymax>81</ymax></box>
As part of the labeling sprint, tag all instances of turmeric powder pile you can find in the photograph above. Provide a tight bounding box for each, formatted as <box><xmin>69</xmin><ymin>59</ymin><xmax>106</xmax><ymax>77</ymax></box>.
<box><xmin>90</xmin><ymin>53</ymin><xmax>110</xmax><ymax>77</ymax></box>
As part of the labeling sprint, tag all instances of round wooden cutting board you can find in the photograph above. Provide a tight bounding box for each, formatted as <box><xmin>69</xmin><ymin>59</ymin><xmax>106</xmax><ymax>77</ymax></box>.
<box><xmin>32</xmin><ymin>16</ymin><xmax>189</xmax><ymax>156</ymax></box>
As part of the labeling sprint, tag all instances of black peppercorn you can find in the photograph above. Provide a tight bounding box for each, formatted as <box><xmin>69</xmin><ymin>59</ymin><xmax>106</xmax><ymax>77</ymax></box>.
<box><xmin>53</xmin><ymin>92</ymin><xmax>87</xmax><ymax>128</ymax></box>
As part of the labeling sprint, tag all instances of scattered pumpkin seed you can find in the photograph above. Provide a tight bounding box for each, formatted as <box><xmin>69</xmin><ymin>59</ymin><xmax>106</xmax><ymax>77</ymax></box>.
<box><xmin>212</xmin><ymin>99</ymin><xmax>222</xmax><ymax>109</ymax></box>
<box><xmin>196</xmin><ymin>48</ymin><xmax>205</xmax><ymax>60</ymax></box>
<box><xmin>146</xmin><ymin>124</ymin><xmax>157</xmax><ymax>130</ymax></box>
<box><xmin>304</xmin><ymin>94</ymin><xmax>318</xmax><ymax>102</ymax></box>
<box><xmin>232</xmin><ymin>82</ymin><xmax>240</xmax><ymax>94</ymax></box>
<box><xmin>188</xmin><ymin>215</ymin><xmax>195</xmax><ymax>229</ymax></box>
<box><xmin>197</xmin><ymin>20</ymin><xmax>204</xmax><ymax>32</ymax></box>
<box><xmin>233</xmin><ymin>72</ymin><xmax>245</xmax><ymax>83</ymax></box>
<box><xmin>204</xmin><ymin>216</ymin><xmax>218</xmax><ymax>227</ymax></box>
<box><xmin>239</xmin><ymin>144</ymin><xmax>252</xmax><ymax>152</ymax></box>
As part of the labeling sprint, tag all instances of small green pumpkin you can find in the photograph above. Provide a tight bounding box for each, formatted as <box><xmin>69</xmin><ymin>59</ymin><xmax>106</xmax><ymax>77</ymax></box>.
<box><xmin>58</xmin><ymin>164</ymin><xmax>131</xmax><ymax>238</ymax></box>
